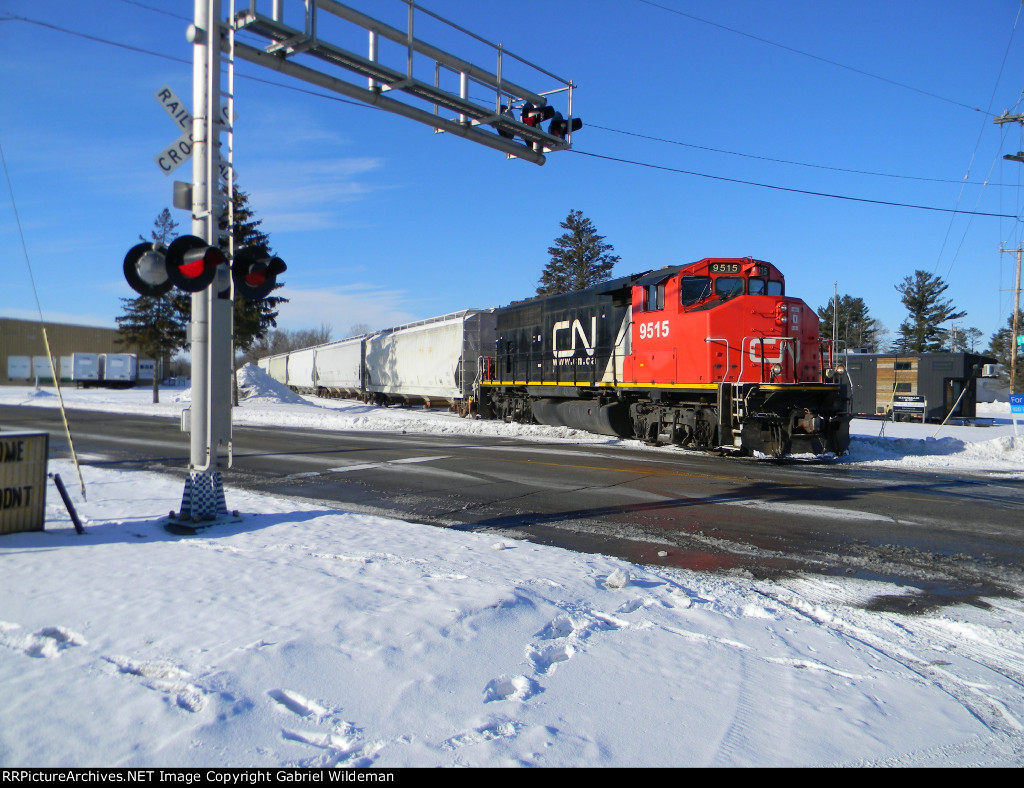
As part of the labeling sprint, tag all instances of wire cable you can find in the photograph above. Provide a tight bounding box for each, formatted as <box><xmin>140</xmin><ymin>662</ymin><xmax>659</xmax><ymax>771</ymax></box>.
<box><xmin>634</xmin><ymin>0</ymin><xmax>988</xmax><ymax>115</ymax></box>
<box><xmin>0</xmin><ymin>138</ymin><xmax>88</xmax><ymax>500</ymax></box>
<box><xmin>570</xmin><ymin>148</ymin><xmax>1019</xmax><ymax>219</ymax></box>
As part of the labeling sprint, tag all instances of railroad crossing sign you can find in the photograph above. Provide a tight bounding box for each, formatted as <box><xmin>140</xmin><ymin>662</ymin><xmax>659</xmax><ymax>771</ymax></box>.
<box><xmin>153</xmin><ymin>85</ymin><xmax>230</xmax><ymax>176</ymax></box>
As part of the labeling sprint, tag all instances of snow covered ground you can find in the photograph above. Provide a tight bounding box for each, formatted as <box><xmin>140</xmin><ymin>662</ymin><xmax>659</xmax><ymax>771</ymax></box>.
<box><xmin>1</xmin><ymin>372</ymin><xmax>1023</xmax><ymax>767</ymax></box>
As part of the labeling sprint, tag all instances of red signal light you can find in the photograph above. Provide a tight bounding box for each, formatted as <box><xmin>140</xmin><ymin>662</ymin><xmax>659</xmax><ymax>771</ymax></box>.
<box><xmin>165</xmin><ymin>235</ymin><xmax>223</xmax><ymax>292</ymax></box>
<box><xmin>232</xmin><ymin>246</ymin><xmax>286</xmax><ymax>300</ymax></box>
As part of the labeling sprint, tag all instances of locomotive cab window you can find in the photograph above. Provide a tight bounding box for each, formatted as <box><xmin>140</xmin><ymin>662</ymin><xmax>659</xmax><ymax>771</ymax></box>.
<box><xmin>748</xmin><ymin>277</ymin><xmax>766</xmax><ymax>296</ymax></box>
<box><xmin>766</xmin><ymin>280</ymin><xmax>784</xmax><ymax>296</ymax></box>
<box><xmin>644</xmin><ymin>282</ymin><xmax>666</xmax><ymax>311</ymax></box>
<box><xmin>715</xmin><ymin>276</ymin><xmax>744</xmax><ymax>299</ymax></box>
<box><xmin>680</xmin><ymin>276</ymin><xmax>712</xmax><ymax>306</ymax></box>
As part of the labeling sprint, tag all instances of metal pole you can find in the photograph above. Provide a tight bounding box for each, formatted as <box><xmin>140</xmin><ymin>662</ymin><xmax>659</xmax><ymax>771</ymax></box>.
<box><xmin>190</xmin><ymin>0</ymin><xmax>212</xmax><ymax>473</ymax></box>
<box><xmin>1013</xmin><ymin>248</ymin><xmax>1021</xmax><ymax>395</ymax></box>
<box><xmin>179</xmin><ymin>0</ymin><xmax>231</xmax><ymax>522</ymax></box>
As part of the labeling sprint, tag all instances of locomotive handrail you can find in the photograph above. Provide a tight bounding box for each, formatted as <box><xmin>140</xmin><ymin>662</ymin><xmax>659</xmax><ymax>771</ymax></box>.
<box><xmin>705</xmin><ymin>338</ymin><xmax>731</xmax><ymax>383</ymax></box>
<box><xmin>737</xmin><ymin>335</ymin><xmax>802</xmax><ymax>383</ymax></box>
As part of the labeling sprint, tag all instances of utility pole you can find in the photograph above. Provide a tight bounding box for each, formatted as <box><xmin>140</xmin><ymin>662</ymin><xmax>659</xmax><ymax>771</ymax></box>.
<box><xmin>993</xmin><ymin>111</ymin><xmax>1023</xmax><ymax>395</ymax></box>
<box><xmin>999</xmin><ymin>246</ymin><xmax>1022</xmax><ymax>395</ymax></box>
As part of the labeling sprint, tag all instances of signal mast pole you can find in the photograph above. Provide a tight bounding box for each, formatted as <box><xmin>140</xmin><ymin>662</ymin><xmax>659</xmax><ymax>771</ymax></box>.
<box><xmin>177</xmin><ymin>0</ymin><xmax>233</xmax><ymax>521</ymax></box>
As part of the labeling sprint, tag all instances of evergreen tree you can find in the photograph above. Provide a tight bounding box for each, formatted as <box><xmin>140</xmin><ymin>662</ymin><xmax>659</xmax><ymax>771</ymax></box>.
<box><xmin>893</xmin><ymin>270</ymin><xmax>966</xmax><ymax>352</ymax></box>
<box><xmin>116</xmin><ymin>209</ymin><xmax>190</xmax><ymax>403</ymax></box>
<box><xmin>987</xmin><ymin>309</ymin><xmax>1024</xmax><ymax>393</ymax></box>
<box><xmin>816</xmin><ymin>294</ymin><xmax>881</xmax><ymax>352</ymax></box>
<box><xmin>537</xmin><ymin>210</ymin><xmax>620</xmax><ymax>296</ymax></box>
<box><xmin>221</xmin><ymin>186</ymin><xmax>288</xmax><ymax>356</ymax></box>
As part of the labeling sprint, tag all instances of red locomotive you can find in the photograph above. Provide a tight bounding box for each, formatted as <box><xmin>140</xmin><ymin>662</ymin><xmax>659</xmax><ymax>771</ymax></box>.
<box><xmin>477</xmin><ymin>257</ymin><xmax>850</xmax><ymax>456</ymax></box>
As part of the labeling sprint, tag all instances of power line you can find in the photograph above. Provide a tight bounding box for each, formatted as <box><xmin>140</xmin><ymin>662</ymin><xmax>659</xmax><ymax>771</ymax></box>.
<box><xmin>570</xmin><ymin>149</ymin><xmax>1019</xmax><ymax>219</ymax></box>
<box><xmin>634</xmin><ymin>0</ymin><xmax>988</xmax><ymax>115</ymax></box>
<box><xmin>586</xmin><ymin>123</ymin><xmax>1001</xmax><ymax>187</ymax></box>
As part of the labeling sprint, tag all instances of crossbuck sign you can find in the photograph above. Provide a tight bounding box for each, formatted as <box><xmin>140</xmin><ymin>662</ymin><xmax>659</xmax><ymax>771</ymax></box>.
<box><xmin>153</xmin><ymin>85</ymin><xmax>230</xmax><ymax>176</ymax></box>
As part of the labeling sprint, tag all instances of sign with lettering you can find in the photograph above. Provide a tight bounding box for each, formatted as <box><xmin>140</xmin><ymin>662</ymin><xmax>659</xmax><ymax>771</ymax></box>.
<box><xmin>153</xmin><ymin>85</ymin><xmax>232</xmax><ymax>176</ymax></box>
<box><xmin>0</xmin><ymin>432</ymin><xmax>48</xmax><ymax>535</ymax></box>
<box><xmin>1011</xmin><ymin>394</ymin><xmax>1024</xmax><ymax>415</ymax></box>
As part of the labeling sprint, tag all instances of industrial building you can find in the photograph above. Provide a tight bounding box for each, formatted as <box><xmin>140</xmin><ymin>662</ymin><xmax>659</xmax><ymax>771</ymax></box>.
<box><xmin>1</xmin><ymin>317</ymin><xmax>139</xmax><ymax>384</ymax></box>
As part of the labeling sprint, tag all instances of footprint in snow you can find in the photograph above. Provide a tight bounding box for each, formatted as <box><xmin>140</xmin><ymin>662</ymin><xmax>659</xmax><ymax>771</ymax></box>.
<box><xmin>0</xmin><ymin>622</ymin><xmax>87</xmax><ymax>659</ymax></box>
<box><xmin>103</xmin><ymin>655</ymin><xmax>208</xmax><ymax>712</ymax></box>
<box><xmin>442</xmin><ymin>720</ymin><xmax>520</xmax><ymax>750</ymax></box>
<box><xmin>269</xmin><ymin>689</ymin><xmax>378</xmax><ymax>767</ymax></box>
<box><xmin>527</xmin><ymin>642</ymin><xmax>575</xmax><ymax>675</ymax></box>
<box><xmin>484</xmin><ymin>675</ymin><xmax>541</xmax><ymax>703</ymax></box>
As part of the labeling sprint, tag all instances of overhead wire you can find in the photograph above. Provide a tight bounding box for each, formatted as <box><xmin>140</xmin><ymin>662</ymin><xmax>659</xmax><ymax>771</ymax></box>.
<box><xmin>569</xmin><ymin>149</ymin><xmax>1017</xmax><ymax>219</ymax></box>
<box><xmin>0</xmin><ymin>138</ymin><xmax>88</xmax><ymax>499</ymax></box>
<box><xmin>933</xmin><ymin>0</ymin><xmax>1023</xmax><ymax>280</ymax></box>
<box><xmin>634</xmin><ymin>0</ymin><xmax>989</xmax><ymax>116</ymax></box>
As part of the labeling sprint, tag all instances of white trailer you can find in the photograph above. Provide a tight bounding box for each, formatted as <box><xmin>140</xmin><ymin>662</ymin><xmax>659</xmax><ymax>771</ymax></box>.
<box><xmin>138</xmin><ymin>359</ymin><xmax>156</xmax><ymax>382</ymax></box>
<box><xmin>71</xmin><ymin>353</ymin><xmax>101</xmax><ymax>386</ymax></box>
<box><xmin>99</xmin><ymin>353</ymin><xmax>138</xmax><ymax>387</ymax></box>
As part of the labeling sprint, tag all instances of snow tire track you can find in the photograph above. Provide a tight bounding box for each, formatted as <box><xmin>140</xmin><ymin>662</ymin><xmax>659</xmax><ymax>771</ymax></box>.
<box><xmin>757</xmin><ymin>587</ymin><xmax>1024</xmax><ymax>737</ymax></box>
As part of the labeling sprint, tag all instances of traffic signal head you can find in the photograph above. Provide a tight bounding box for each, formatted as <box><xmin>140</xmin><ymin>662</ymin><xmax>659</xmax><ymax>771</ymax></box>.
<box><xmin>124</xmin><ymin>242</ymin><xmax>173</xmax><ymax>297</ymax></box>
<box><xmin>521</xmin><ymin>102</ymin><xmax>555</xmax><ymax>128</ymax></box>
<box><xmin>549</xmin><ymin>112</ymin><xmax>582</xmax><ymax>140</ymax></box>
<box><xmin>165</xmin><ymin>235</ymin><xmax>224</xmax><ymax>293</ymax></box>
<box><xmin>232</xmin><ymin>246</ymin><xmax>286</xmax><ymax>300</ymax></box>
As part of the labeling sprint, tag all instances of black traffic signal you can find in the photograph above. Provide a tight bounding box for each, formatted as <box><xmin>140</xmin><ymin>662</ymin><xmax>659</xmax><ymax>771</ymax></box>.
<box><xmin>521</xmin><ymin>102</ymin><xmax>555</xmax><ymax>128</ymax></box>
<box><xmin>232</xmin><ymin>246</ymin><xmax>286</xmax><ymax>300</ymax></box>
<box><xmin>549</xmin><ymin>112</ymin><xmax>582</xmax><ymax>139</ymax></box>
<box><xmin>124</xmin><ymin>242</ymin><xmax>173</xmax><ymax>297</ymax></box>
<box><xmin>165</xmin><ymin>235</ymin><xmax>224</xmax><ymax>293</ymax></box>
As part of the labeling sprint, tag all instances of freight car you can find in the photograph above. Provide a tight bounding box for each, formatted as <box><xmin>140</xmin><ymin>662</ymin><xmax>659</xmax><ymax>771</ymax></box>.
<box><xmin>258</xmin><ymin>310</ymin><xmax>495</xmax><ymax>410</ymax></box>
<box><xmin>259</xmin><ymin>257</ymin><xmax>850</xmax><ymax>456</ymax></box>
<box><xmin>478</xmin><ymin>257</ymin><xmax>850</xmax><ymax>455</ymax></box>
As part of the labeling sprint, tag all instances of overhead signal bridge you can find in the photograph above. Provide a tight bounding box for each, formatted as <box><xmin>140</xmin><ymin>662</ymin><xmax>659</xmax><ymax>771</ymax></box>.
<box><xmin>231</xmin><ymin>0</ymin><xmax>578</xmax><ymax>165</ymax></box>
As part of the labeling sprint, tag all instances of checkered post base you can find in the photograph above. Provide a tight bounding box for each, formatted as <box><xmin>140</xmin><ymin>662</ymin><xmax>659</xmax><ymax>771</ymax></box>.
<box><xmin>177</xmin><ymin>471</ymin><xmax>229</xmax><ymax>522</ymax></box>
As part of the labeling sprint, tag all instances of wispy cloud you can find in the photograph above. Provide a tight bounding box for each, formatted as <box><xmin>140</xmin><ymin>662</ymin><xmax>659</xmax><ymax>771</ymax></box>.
<box><xmin>273</xmin><ymin>284</ymin><xmax>417</xmax><ymax>334</ymax></box>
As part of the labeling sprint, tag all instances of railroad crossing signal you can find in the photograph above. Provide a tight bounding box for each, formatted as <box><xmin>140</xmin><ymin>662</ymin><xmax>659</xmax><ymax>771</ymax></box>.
<box><xmin>232</xmin><ymin>246</ymin><xmax>287</xmax><ymax>300</ymax></box>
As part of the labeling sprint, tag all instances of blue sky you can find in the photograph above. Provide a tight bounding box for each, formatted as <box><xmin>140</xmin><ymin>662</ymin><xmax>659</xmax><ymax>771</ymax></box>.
<box><xmin>3</xmin><ymin>0</ymin><xmax>1024</xmax><ymax>350</ymax></box>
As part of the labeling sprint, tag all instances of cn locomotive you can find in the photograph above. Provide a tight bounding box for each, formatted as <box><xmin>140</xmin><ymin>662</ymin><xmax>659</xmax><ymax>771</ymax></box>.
<box><xmin>259</xmin><ymin>257</ymin><xmax>851</xmax><ymax>456</ymax></box>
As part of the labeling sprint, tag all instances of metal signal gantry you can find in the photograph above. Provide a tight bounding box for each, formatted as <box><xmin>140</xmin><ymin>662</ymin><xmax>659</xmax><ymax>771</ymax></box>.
<box><xmin>229</xmin><ymin>1</ymin><xmax>579</xmax><ymax>163</ymax></box>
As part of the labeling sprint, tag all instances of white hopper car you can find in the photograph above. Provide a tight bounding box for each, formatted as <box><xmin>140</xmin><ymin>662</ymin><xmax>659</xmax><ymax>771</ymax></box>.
<box><xmin>258</xmin><ymin>310</ymin><xmax>495</xmax><ymax>412</ymax></box>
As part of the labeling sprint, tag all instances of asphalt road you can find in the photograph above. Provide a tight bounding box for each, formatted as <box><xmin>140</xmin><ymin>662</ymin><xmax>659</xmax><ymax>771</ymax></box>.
<box><xmin>4</xmin><ymin>403</ymin><xmax>1023</xmax><ymax>613</ymax></box>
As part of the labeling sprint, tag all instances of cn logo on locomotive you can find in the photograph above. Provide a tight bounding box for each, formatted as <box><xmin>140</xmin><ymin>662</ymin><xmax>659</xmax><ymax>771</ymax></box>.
<box><xmin>552</xmin><ymin>317</ymin><xmax>597</xmax><ymax>359</ymax></box>
<box><xmin>747</xmin><ymin>336</ymin><xmax>785</xmax><ymax>364</ymax></box>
